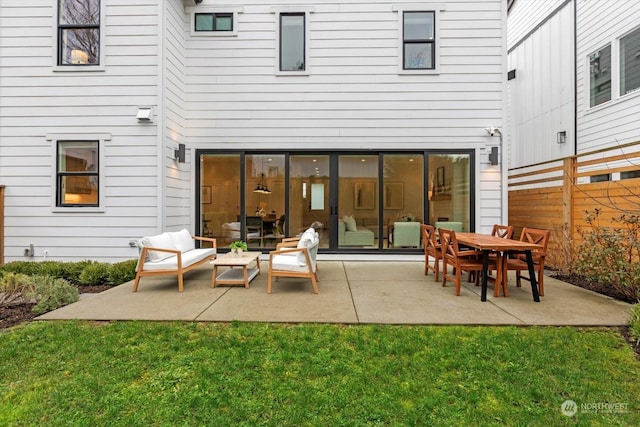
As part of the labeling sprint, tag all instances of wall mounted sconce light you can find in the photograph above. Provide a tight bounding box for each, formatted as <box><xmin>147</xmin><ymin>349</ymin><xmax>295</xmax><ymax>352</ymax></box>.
<box><xmin>136</xmin><ymin>106</ymin><xmax>153</xmax><ymax>122</ymax></box>
<box><xmin>489</xmin><ymin>146</ymin><xmax>499</xmax><ymax>166</ymax></box>
<box><xmin>194</xmin><ymin>0</ymin><xmax>203</xmax><ymax>4</ymax></box>
<box><xmin>557</xmin><ymin>130</ymin><xmax>567</xmax><ymax>144</ymax></box>
<box><xmin>175</xmin><ymin>143</ymin><xmax>185</xmax><ymax>163</ymax></box>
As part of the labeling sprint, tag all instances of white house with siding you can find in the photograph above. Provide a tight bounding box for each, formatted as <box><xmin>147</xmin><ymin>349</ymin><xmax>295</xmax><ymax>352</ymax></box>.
<box><xmin>0</xmin><ymin>0</ymin><xmax>508</xmax><ymax>263</ymax></box>
<box><xmin>507</xmin><ymin>0</ymin><xmax>640</xmax><ymax>169</ymax></box>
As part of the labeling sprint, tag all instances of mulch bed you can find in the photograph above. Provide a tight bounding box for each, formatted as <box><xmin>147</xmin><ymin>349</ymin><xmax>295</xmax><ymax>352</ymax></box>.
<box><xmin>0</xmin><ymin>285</ymin><xmax>112</xmax><ymax>331</ymax></box>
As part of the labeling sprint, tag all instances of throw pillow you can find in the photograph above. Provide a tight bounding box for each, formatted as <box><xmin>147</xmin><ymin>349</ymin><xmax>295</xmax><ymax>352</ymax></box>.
<box><xmin>296</xmin><ymin>228</ymin><xmax>317</xmax><ymax>266</ymax></box>
<box><xmin>168</xmin><ymin>228</ymin><xmax>195</xmax><ymax>253</ymax></box>
<box><xmin>344</xmin><ymin>215</ymin><xmax>357</xmax><ymax>232</ymax></box>
<box><xmin>141</xmin><ymin>233</ymin><xmax>175</xmax><ymax>262</ymax></box>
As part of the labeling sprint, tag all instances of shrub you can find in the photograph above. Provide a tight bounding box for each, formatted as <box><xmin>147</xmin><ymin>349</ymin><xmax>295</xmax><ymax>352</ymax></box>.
<box><xmin>78</xmin><ymin>261</ymin><xmax>110</xmax><ymax>286</ymax></box>
<box><xmin>25</xmin><ymin>275</ymin><xmax>79</xmax><ymax>315</ymax></box>
<box><xmin>108</xmin><ymin>259</ymin><xmax>137</xmax><ymax>285</ymax></box>
<box><xmin>574</xmin><ymin>209</ymin><xmax>640</xmax><ymax>302</ymax></box>
<box><xmin>0</xmin><ymin>261</ymin><xmax>41</xmax><ymax>277</ymax></box>
<box><xmin>0</xmin><ymin>273</ymin><xmax>34</xmax><ymax>307</ymax></box>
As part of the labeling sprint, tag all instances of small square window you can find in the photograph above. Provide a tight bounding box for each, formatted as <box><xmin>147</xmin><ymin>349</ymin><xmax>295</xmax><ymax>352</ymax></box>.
<box><xmin>621</xmin><ymin>170</ymin><xmax>640</xmax><ymax>180</ymax></box>
<box><xmin>195</xmin><ymin>13</ymin><xmax>233</xmax><ymax>32</ymax></box>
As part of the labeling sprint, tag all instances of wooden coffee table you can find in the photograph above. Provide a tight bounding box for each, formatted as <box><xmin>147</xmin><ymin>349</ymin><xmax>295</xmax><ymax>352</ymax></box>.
<box><xmin>211</xmin><ymin>251</ymin><xmax>261</xmax><ymax>288</ymax></box>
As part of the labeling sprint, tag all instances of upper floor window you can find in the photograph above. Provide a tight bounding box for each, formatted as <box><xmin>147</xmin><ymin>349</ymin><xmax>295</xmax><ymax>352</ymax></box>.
<box><xmin>57</xmin><ymin>0</ymin><xmax>100</xmax><ymax>66</ymax></box>
<box><xmin>589</xmin><ymin>44</ymin><xmax>611</xmax><ymax>107</ymax></box>
<box><xmin>280</xmin><ymin>13</ymin><xmax>305</xmax><ymax>72</ymax></box>
<box><xmin>56</xmin><ymin>141</ymin><xmax>99</xmax><ymax>207</ymax></box>
<box><xmin>403</xmin><ymin>11</ymin><xmax>435</xmax><ymax>70</ymax></box>
<box><xmin>195</xmin><ymin>13</ymin><xmax>233</xmax><ymax>32</ymax></box>
<box><xmin>620</xmin><ymin>26</ymin><xmax>640</xmax><ymax>96</ymax></box>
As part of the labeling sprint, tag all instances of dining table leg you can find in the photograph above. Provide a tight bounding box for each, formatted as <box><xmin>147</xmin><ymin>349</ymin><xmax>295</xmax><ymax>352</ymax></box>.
<box><xmin>525</xmin><ymin>250</ymin><xmax>541</xmax><ymax>302</ymax></box>
<box><xmin>480</xmin><ymin>250</ymin><xmax>490</xmax><ymax>302</ymax></box>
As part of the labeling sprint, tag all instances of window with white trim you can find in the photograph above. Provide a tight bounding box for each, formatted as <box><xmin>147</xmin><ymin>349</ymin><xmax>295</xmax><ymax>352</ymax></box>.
<box><xmin>393</xmin><ymin>4</ymin><xmax>444</xmax><ymax>74</ymax></box>
<box><xmin>280</xmin><ymin>13</ymin><xmax>306</xmax><ymax>72</ymax></box>
<box><xmin>403</xmin><ymin>11</ymin><xmax>435</xmax><ymax>70</ymax></box>
<box><xmin>195</xmin><ymin>13</ymin><xmax>233</xmax><ymax>32</ymax></box>
<box><xmin>190</xmin><ymin>6</ymin><xmax>242</xmax><ymax>37</ymax></box>
<box><xmin>620</xmin><ymin>26</ymin><xmax>640</xmax><ymax>96</ymax></box>
<box><xmin>589</xmin><ymin>44</ymin><xmax>611</xmax><ymax>107</ymax></box>
<box><xmin>56</xmin><ymin>141</ymin><xmax>99</xmax><ymax>207</ymax></box>
<box><xmin>57</xmin><ymin>0</ymin><xmax>100</xmax><ymax>66</ymax></box>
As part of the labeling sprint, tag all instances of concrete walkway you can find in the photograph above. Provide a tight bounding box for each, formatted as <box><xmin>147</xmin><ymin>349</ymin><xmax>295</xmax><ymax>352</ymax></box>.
<box><xmin>37</xmin><ymin>260</ymin><xmax>633</xmax><ymax>326</ymax></box>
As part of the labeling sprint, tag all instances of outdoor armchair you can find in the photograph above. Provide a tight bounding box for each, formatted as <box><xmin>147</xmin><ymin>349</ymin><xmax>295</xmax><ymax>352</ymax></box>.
<box><xmin>504</xmin><ymin>227</ymin><xmax>551</xmax><ymax>296</ymax></box>
<box><xmin>421</xmin><ymin>224</ymin><xmax>442</xmax><ymax>281</ymax></box>
<box><xmin>267</xmin><ymin>228</ymin><xmax>320</xmax><ymax>294</ymax></box>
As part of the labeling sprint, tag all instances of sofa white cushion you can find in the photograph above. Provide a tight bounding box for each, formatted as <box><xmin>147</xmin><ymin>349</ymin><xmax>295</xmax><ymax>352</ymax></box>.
<box><xmin>272</xmin><ymin>253</ymin><xmax>312</xmax><ymax>273</ymax></box>
<box><xmin>140</xmin><ymin>232</ymin><xmax>176</xmax><ymax>262</ymax></box>
<box><xmin>168</xmin><ymin>228</ymin><xmax>195</xmax><ymax>253</ymax></box>
<box><xmin>141</xmin><ymin>248</ymin><xmax>216</xmax><ymax>271</ymax></box>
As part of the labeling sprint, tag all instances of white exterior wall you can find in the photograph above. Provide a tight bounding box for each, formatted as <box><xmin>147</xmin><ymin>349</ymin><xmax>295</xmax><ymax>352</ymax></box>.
<box><xmin>0</xmin><ymin>0</ymin><xmax>507</xmax><ymax>261</ymax></box>
<box><xmin>163</xmin><ymin>0</ymin><xmax>191</xmax><ymax>231</ymax></box>
<box><xmin>183</xmin><ymin>0</ymin><xmax>507</xmax><ymax>233</ymax></box>
<box><xmin>0</xmin><ymin>0</ymin><xmax>162</xmax><ymax>262</ymax></box>
<box><xmin>506</xmin><ymin>0</ymin><xmax>575</xmax><ymax>168</ymax></box>
<box><xmin>575</xmin><ymin>0</ymin><xmax>640</xmax><ymax>152</ymax></box>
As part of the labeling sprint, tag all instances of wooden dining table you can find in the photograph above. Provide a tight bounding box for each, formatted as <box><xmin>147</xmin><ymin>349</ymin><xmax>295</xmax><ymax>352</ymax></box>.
<box><xmin>455</xmin><ymin>233</ymin><xmax>543</xmax><ymax>302</ymax></box>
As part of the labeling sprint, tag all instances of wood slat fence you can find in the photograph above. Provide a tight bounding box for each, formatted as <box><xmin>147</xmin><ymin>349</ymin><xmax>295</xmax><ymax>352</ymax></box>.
<box><xmin>508</xmin><ymin>141</ymin><xmax>640</xmax><ymax>271</ymax></box>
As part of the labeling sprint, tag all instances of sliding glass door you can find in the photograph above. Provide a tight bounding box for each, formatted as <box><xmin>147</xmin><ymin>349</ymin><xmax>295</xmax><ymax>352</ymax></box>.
<box><xmin>198</xmin><ymin>150</ymin><xmax>473</xmax><ymax>252</ymax></box>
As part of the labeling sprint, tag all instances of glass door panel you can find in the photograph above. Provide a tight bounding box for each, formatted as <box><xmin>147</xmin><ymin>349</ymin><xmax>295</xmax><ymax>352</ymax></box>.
<box><xmin>338</xmin><ymin>155</ymin><xmax>379</xmax><ymax>249</ymax></box>
<box><xmin>200</xmin><ymin>154</ymin><xmax>241</xmax><ymax>248</ymax></box>
<box><xmin>245</xmin><ymin>154</ymin><xmax>285</xmax><ymax>249</ymax></box>
<box><xmin>383</xmin><ymin>154</ymin><xmax>424</xmax><ymax>249</ymax></box>
<box><xmin>289</xmin><ymin>155</ymin><xmax>330</xmax><ymax>248</ymax></box>
<box><xmin>428</xmin><ymin>154</ymin><xmax>470</xmax><ymax>232</ymax></box>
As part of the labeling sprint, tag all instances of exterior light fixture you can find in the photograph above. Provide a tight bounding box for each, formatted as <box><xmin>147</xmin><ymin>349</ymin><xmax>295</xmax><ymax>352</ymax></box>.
<box><xmin>174</xmin><ymin>143</ymin><xmax>185</xmax><ymax>163</ymax></box>
<box><xmin>557</xmin><ymin>131</ymin><xmax>567</xmax><ymax>144</ymax></box>
<box><xmin>489</xmin><ymin>146</ymin><xmax>499</xmax><ymax>166</ymax></box>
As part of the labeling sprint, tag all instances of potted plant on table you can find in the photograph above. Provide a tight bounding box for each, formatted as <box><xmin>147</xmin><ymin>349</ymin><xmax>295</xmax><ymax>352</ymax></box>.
<box><xmin>229</xmin><ymin>240</ymin><xmax>248</xmax><ymax>256</ymax></box>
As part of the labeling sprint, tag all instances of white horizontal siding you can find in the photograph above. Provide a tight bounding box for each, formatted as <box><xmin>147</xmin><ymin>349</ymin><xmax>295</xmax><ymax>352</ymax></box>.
<box><xmin>575</xmin><ymin>0</ymin><xmax>640</xmax><ymax>152</ymax></box>
<box><xmin>0</xmin><ymin>0</ymin><xmax>162</xmax><ymax>262</ymax></box>
<box><xmin>506</xmin><ymin>2</ymin><xmax>575</xmax><ymax>168</ymax></box>
<box><xmin>183</xmin><ymin>0</ymin><xmax>505</xmax><ymax>150</ymax></box>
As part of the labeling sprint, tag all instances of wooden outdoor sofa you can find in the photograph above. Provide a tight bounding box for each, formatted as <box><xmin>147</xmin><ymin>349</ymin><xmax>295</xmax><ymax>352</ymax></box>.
<box><xmin>134</xmin><ymin>228</ymin><xmax>217</xmax><ymax>292</ymax></box>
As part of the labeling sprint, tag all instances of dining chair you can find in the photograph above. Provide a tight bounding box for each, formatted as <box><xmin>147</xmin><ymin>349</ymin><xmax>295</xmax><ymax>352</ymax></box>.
<box><xmin>504</xmin><ymin>227</ymin><xmax>551</xmax><ymax>296</ymax></box>
<box><xmin>439</xmin><ymin>228</ymin><xmax>497</xmax><ymax>296</ymax></box>
<box><xmin>421</xmin><ymin>224</ymin><xmax>442</xmax><ymax>281</ymax></box>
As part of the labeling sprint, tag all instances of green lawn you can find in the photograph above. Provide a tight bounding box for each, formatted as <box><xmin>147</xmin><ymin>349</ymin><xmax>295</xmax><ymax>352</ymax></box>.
<box><xmin>1</xmin><ymin>321</ymin><xmax>638</xmax><ymax>426</ymax></box>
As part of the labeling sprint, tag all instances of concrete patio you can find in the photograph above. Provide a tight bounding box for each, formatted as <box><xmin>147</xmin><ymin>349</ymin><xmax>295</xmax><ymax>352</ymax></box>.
<box><xmin>37</xmin><ymin>259</ymin><xmax>632</xmax><ymax>326</ymax></box>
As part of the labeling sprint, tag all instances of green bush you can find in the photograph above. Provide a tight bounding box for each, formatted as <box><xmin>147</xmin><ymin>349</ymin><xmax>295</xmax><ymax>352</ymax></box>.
<box><xmin>108</xmin><ymin>259</ymin><xmax>137</xmax><ymax>285</ymax></box>
<box><xmin>78</xmin><ymin>261</ymin><xmax>110</xmax><ymax>286</ymax></box>
<box><xmin>0</xmin><ymin>261</ymin><xmax>41</xmax><ymax>277</ymax></box>
<box><xmin>25</xmin><ymin>275</ymin><xmax>79</xmax><ymax>315</ymax></box>
<box><xmin>574</xmin><ymin>209</ymin><xmax>640</xmax><ymax>302</ymax></box>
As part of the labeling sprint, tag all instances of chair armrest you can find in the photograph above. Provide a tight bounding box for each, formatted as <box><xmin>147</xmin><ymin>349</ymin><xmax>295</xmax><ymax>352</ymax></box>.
<box><xmin>193</xmin><ymin>235</ymin><xmax>217</xmax><ymax>248</ymax></box>
<box><xmin>276</xmin><ymin>237</ymin><xmax>300</xmax><ymax>249</ymax></box>
<box><xmin>270</xmin><ymin>247</ymin><xmax>305</xmax><ymax>256</ymax></box>
<box><xmin>138</xmin><ymin>246</ymin><xmax>182</xmax><ymax>271</ymax></box>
